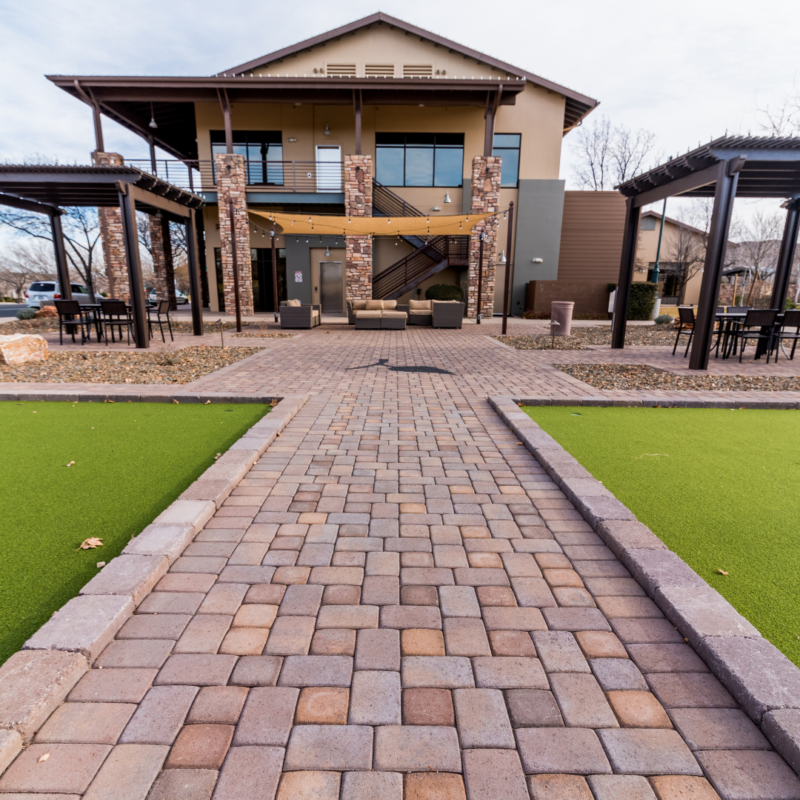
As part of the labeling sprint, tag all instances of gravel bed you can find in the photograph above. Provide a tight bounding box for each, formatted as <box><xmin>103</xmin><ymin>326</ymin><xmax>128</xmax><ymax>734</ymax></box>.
<box><xmin>496</xmin><ymin>325</ymin><xmax>676</xmax><ymax>351</ymax></box>
<box><xmin>0</xmin><ymin>346</ymin><xmax>263</xmax><ymax>384</ymax></box>
<box><xmin>556</xmin><ymin>363</ymin><xmax>800</xmax><ymax>392</ymax></box>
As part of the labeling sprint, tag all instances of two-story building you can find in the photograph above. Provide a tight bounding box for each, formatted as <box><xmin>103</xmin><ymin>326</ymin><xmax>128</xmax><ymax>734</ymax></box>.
<box><xmin>48</xmin><ymin>13</ymin><xmax>598</xmax><ymax>318</ymax></box>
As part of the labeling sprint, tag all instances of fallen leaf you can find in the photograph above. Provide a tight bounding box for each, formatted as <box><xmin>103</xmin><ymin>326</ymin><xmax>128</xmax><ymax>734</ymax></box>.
<box><xmin>66</xmin><ymin>461</ymin><xmax>75</xmax><ymax>467</ymax></box>
<box><xmin>204</xmin><ymin>400</ymin><xmax>211</xmax><ymax>405</ymax></box>
<box><xmin>77</xmin><ymin>538</ymin><xmax>103</xmax><ymax>550</ymax></box>
<box><xmin>172</xmin><ymin>399</ymin><xmax>180</xmax><ymax>404</ymax></box>
<box><xmin>214</xmin><ymin>452</ymin><xmax>222</xmax><ymax>460</ymax></box>
<box><xmin>716</xmin><ymin>568</ymin><xmax>729</xmax><ymax>576</ymax></box>
<box><xmin>38</xmin><ymin>753</ymin><xmax>50</xmax><ymax>763</ymax></box>
<box><xmin>97</xmin><ymin>561</ymin><xmax>106</xmax><ymax>568</ymax></box>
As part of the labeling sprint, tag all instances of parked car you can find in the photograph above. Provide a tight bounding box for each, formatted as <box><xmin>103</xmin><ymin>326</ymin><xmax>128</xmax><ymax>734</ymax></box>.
<box><xmin>25</xmin><ymin>282</ymin><xmax>95</xmax><ymax>308</ymax></box>
<box><xmin>147</xmin><ymin>288</ymin><xmax>189</xmax><ymax>305</ymax></box>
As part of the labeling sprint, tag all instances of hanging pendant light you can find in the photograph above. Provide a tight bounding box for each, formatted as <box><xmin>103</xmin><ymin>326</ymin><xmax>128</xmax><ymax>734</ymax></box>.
<box><xmin>499</xmin><ymin>250</ymin><xmax>507</xmax><ymax>264</ymax></box>
<box><xmin>443</xmin><ymin>191</ymin><xmax>452</xmax><ymax>204</ymax></box>
<box><xmin>148</xmin><ymin>102</ymin><xmax>158</xmax><ymax>130</ymax></box>
<box><xmin>325</xmin><ymin>245</ymin><xmax>331</xmax><ymax>257</ymax></box>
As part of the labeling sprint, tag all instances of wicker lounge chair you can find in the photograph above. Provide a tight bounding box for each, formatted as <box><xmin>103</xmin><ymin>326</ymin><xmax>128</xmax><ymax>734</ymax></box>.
<box><xmin>280</xmin><ymin>299</ymin><xmax>321</xmax><ymax>329</ymax></box>
<box><xmin>407</xmin><ymin>299</ymin><xmax>433</xmax><ymax>326</ymax></box>
<box><xmin>432</xmin><ymin>300</ymin><xmax>464</xmax><ymax>328</ymax></box>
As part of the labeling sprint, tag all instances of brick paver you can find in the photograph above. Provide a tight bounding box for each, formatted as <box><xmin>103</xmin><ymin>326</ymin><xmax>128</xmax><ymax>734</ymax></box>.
<box><xmin>2</xmin><ymin>321</ymin><xmax>800</xmax><ymax>798</ymax></box>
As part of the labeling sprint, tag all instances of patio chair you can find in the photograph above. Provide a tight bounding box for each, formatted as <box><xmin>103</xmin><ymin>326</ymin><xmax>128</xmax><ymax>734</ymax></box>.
<box><xmin>53</xmin><ymin>300</ymin><xmax>88</xmax><ymax>345</ymax></box>
<box><xmin>432</xmin><ymin>300</ymin><xmax>465</xmax><ymax>329</ymax></box>
<box><xmin>727</xmin><ymin>306</ymin><xmax>749</xmax><ymax>313</ymax></box>
<box><xmin>772</xmin><ymin>309</ymin><xmax>800</xmax><ymax>361</ymax></box>
<box><xmin>99</xmin><ymin>299</ymin><xmax>135</xmax><ymax>345</ymax></box>
<box><xmin>407</xmin><ymin>299</ymin><xmax>433</xmax><ymax>326</ymax></box>
<box><xmin>725</xmin><ymin>308</ymin><xmax>779</xmax><ymax>363</ymax></box>
<box><xmin>147</xmin><ymin>299</ymin><xmax>174</xmax><ymax>343</ymax></box>
<box><xmin>279</xmin><ymin>299</ymin><xmax>321</xmax><ymax>329</ymax></box>
<box><xmin>672</xmin><ymin>307</ymin><xmax>695</xmax><ymax>356</ymax></box>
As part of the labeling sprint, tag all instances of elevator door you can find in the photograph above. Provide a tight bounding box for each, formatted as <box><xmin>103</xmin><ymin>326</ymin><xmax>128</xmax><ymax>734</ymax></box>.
<box><xmin>320</xmin><ymin>261</ymin><xmax>343</xmax><ymax>314</ymax></box>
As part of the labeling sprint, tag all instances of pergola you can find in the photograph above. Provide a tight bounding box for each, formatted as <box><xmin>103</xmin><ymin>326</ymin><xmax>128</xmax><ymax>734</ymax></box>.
<box><xmin>0</xmin><ymin>165</ymin><xmax>205</xmax><ymax>348</ymax></box>
<box><xmin>613</xmin><ymin>136</ymin><xmax>800</xmax><ymax>369</ymax></box>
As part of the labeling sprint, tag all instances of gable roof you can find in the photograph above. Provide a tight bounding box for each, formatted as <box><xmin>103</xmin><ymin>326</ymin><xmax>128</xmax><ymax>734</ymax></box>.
<box><xmin>219</xmin><ymin>12</ymin><xmax>598</xmax><ymax>131</ymax></box>
<box><xmin>641</xmin><ymin>210</ymin><xmax>707</xmax><ymax>238</ymax></box>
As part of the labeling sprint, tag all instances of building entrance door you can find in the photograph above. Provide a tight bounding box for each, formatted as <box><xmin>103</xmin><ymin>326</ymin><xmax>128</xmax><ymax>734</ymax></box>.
<box><xmin>251</xmin><ymin>247</ymin><xmax>287</xmax><ymax>312</ymax></box>
<box><xmin>315</xmin><ymin>145</ymin><xmax>342</xmax><ymax>192</ymax></box>
<box><xmin>320</xmin><ymin>261</ymin><xmax>344</xmax><ymax>314</ymax></box>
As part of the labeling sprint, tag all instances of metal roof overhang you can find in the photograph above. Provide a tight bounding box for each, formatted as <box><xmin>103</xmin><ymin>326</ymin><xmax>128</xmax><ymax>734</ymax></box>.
<box><xmin>47</xmin><ymin>75</ymin><xmax>526</xmax><ymax>161</ymax></box>
<box><xmin>0</xmin><ymin>165</ymin><xmax>204</xmax><ymax>219</ymax></box>
<box><xmin>617</xmin><ymin>136</ymin><xmax>800</xmax><ymax>208</ymax></box>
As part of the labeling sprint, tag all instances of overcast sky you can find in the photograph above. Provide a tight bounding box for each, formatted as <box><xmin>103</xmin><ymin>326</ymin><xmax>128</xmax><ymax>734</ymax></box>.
<box><xmin>1</xmin><ymin>0</ymin><xmax>798</xmax><ymax>221</ymax></box>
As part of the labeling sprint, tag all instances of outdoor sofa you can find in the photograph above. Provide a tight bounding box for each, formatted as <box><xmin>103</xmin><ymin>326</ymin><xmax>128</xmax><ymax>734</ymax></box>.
<box><xmin>432</xmin><ymin>300</ymin><xmax>465</xmax><ymax>328</ymax></box>
<box><xmin>279</xmin><ymin>299</ymin><xmax>321</xmax><ymax>329</ymax></box>
<box><xmin>347</xmin><ymin>299</ymin><xmax>408</xmax><ymax>330</ymax></box>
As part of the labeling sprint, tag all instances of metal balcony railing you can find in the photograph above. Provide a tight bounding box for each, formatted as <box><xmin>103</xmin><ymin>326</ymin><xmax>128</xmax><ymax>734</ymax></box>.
<box><xmin>127</xmin><ymin>159</ymin><xmax>345</xmax><ymax>194</ymax></box>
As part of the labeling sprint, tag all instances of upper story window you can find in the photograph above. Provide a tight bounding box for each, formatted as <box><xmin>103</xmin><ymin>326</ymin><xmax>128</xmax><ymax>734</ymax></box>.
<box><xmin>640</xmin><ymin>216</ymin><xmax>657</xmax><ymax>231</ymax></box>
<box><xmin>492</xmin><ymin>133</ymin><xmax>521</xmax><ymax>188</ymax></box>
<box><xmin>211</xmin><ymin>131</ymin><xmax>283</xmax><ymax>185</ymax></box>
<box><xmin>376</xmin><ymin>133</ymin><xmax>464</xmax><ymax>187</ymax></box>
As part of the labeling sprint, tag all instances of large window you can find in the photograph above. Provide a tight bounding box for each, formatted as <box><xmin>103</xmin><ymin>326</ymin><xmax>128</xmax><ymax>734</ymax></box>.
<box><xmin>492</xmin><ymin>133</ymin><xmax>521</xmax><ymax>188</ymax></box>
<box><xmin>211</xmin><ymin>131</ymin><xmax>283</xmax><ymax>185</ymax></box>
<box><xmin>376</xmin><ymin>133</ymin><xmax>464</xmax><ymax>187</ymax></box>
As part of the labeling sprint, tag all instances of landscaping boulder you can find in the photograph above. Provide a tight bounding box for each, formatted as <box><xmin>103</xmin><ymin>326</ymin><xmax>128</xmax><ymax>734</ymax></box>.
<box><xmin>34</xmin><ymin>305</ymin><xmax>58</xmax><ymax>318</ymax></box>
<box><xmin>0</xmin><ymin>334</ymin><xmax>48</xmax><ymax>366</ymax></box>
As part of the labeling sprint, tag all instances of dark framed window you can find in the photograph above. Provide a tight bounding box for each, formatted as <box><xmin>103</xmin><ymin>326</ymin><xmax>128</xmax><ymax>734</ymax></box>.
<box><xmin>211</xmin><ymin>131</ymin><xmax>283</xmax><ymax>185</ymax></box>
<box><xmin>492</xmin><ymin>133</ymin><xmax>521</xmax><ymax>188</ymax></box>
<box><xmin>376</xmin><ymin>133</ymin><xmax>464</xmax><ymax>187</ymax></box>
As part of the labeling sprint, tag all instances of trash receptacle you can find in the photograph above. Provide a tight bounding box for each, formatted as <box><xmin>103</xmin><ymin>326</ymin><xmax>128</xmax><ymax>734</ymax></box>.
<box><xmin>551</xmin><ymin>301</ymin><xmax>574</xmax><ymax>337</ymax></box>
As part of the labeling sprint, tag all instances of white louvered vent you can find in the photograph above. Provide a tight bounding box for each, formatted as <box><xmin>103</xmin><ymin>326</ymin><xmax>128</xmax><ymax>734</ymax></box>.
<box><xmin>365</xmin><ymin>64</ymin><xmax>395</xmax><ymax>77</ymax></box>
<box><xmin>327</xmin><ymin>63</ymin><xmax>357</xmax><ymax>77</ymax></box>
<box><xmin>403</xmin><ymin>64</ymin><xmax>433</xmax><ymax>78</ymax></box>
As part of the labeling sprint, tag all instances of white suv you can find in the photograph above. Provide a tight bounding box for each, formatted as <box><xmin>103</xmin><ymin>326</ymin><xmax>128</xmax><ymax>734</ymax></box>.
<box><xmin>25</xmin><ymin>282</ymin><xmax>95</xmax><ymax>308</ymax></box>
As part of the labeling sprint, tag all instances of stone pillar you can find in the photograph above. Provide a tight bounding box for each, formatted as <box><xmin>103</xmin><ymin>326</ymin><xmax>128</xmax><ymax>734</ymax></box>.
<box><xmin>215</xmin><ymin>153</ymin><xmax>254</xmax><ymax>316</ymax></box>
<box><xmin>93</xmin><ymin>152</ymin><xmax>129</xmax><ymax>301</ymax></box>
<box><xmin>344</xmin><ymin>154</ymin><xmax>373</xmax><ymax>302</ymax></box>
<box><xmin>466</xmin><ymin>155</ymin><xmax>502</xmax><ymax>319</ymax></box>
<box><xmin>149</xmin><ymin>216</ymin><xmax>176</xmax><ymax>309</ymax></box>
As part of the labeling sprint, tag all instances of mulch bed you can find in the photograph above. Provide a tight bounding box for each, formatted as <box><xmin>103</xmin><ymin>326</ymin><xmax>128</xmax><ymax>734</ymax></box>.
<box><xmin>496</xmin><ymin>325</ymin><xmax>677</xmax><ymax>351</ymax></box>
<box><xmin>556</xmin><ymin>363</ymin><xmax>800</xmax><ymax>392</ymax></box>
<box><xmin>0</xmin><ymin>346</ymin><xmax>264</xmax><ymax>384</ymax></box>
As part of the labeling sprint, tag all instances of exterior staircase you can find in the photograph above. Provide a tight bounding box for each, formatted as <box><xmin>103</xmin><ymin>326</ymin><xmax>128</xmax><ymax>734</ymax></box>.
<box><xmin>371</xmin><ymin>180</ymin><xmax>468</xmax><ymax>300</ymax></box>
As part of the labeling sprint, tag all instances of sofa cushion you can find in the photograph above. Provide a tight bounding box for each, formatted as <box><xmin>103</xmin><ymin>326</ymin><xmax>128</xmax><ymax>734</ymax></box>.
<box><xmin>409</xmin><ymin>309</ymin><xmax>432</xmax><ymax>316</ymax></box>
<box><xmin>365</xmin><ymin>299</ymin><xmax>384</xmax><ymax>310</ymax></box>
<box><xmin>355</xmin><ymin>310</ymin><xmax>382</xmax><ymax>319</ymax></box>
<box><xmin>351</xmin><ymin>300</ymin><xmax>367</xmax><ymax>311</ymax></box>
<box><xmin>383</xmin><ymin>299</ymin><xmax>398</xmax><ymax>310</ymax></box>
<box><xmin>381</xmin><ymin>310</ymin><xmax>408</xmax><ymax>319</ymax></box>
<box><xmin>311</xmin><ymin>310</ymin><xmax>320</xmax><ymax>319</ymax></box>
<box><xmin>409</xmin><ymin>299</ymin><xmax>432</xmax><ymax>311</ymax></box>
<box><xmin>285</xmin><ymin>298</ymin><xmax>301</xmax><ymax>307</ymax></box>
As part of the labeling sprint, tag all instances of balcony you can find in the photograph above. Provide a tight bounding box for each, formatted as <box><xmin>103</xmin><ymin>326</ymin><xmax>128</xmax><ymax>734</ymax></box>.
<box><xmin>126</xmin><ymin>160</ymin><xmax>345</xmax><ymax>203</ymax></box>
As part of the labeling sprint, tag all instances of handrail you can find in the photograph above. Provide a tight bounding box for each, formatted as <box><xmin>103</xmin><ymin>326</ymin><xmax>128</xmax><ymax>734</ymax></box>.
<box><xmin>372</xmin><ymin>179</ymin><xmax>426</xmax><ymax>219</ymax></box>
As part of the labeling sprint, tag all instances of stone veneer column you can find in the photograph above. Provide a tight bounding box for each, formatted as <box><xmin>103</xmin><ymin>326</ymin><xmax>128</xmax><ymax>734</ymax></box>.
<box><xmin>149</xmin><ymin>216</ymin><xmax>176</xmax><ymax>309</ymax></box>
<box><xmin>466</xmin><ymin>155</ymin><xmax>502</xmax><ymax>319</ymax></box>
<box><xmin>215</xmin><ymin>153</ymin><xmax>254</xmax><ymax>317</ymax></box>
<box><xmin>344</xmin><ymin>155</ymin><xmax>373</xmax><ymax>302</ymax></box>
<box><xmin>93</xmin><ymin>152</ymin><xmax>130</xmax><ymax>301</ymax></box>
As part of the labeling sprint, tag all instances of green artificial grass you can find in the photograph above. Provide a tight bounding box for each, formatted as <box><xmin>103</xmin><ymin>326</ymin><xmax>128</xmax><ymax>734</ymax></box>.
<box><xmin>0</xmin><ymin>400</ymin><xmax>270</xmax><ymax>665</ymax></box>
<box><xmin>523</xmin><ymin>406</ymin><xmax>800</xmax><ymax>666</ymax></box>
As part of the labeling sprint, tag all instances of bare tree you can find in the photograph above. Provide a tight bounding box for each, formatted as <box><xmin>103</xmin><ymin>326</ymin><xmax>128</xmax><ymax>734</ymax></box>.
<box><xmin>758</xmin><ymin>80</ymin><xmax>800</xmax><ymax>137</ymax></box>
<box><xmin>0</xmin><ymin>207</ymin><xmax>104</xmax><ymax>299</ymax></box>
<box><xmin>0</xmin><ymin>241</ymin><xmax>55</xmax><ymax>300</ymax></box>
<box><xmin>663</xmin><ymin>222</ymin><xmax>705</xmax><ymax>303</ymax></box>
<box><xmin>572</xmin><ymin>116</ymin><xmax>659</xmax><ymax>190</ymax></box>
<box><xmin>731</xmin><ymin>210</ymin><xmax>783</xmax><ymax>305</ymax></box>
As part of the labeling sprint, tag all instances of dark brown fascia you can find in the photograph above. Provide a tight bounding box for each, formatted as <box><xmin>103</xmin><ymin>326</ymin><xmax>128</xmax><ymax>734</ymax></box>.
<box><xmin>217</xmin><ymin>11</ymin><xmax>598</xmax><ymax>118</ymax></box>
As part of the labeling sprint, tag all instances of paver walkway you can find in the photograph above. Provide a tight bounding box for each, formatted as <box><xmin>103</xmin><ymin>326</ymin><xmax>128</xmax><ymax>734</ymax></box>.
<box><xmin>2</xmin><ymin>323</ymin><xmax>800</xmax><ymax>799</ymax></box>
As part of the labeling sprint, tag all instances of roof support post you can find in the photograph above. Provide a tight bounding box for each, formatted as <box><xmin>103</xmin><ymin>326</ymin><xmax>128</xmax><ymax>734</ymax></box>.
<box><xmin>50</xmin><ymin>212</ymin><xmax>73</xmax><ymax>302</ymax></box>
<box><xmin>354</xmin><ymin>89</ymin><xmax>362</xmax><ymax>156</ymax></box>
<box><xmin>117</xmin><ymin>185</ymin><xmax>149</xmax><ymax>348</ymax></box>
<box><xmin>195</xmin><ymin>208</ymin><xmax>210</xmax><ymax>308</ymax></box>
<box><xmin>611</xmin><ymin>198</ymin><xmax>641</xmax><ymax>349</ymax></box>
<box><xmin>185</xmin><ymin>210</ymin><xmax>204</xmax><ymax>335</ymax></box>
<box><xmin>689</xmin><ymin>158</ymin><xmax>741</xmax><ymax>370</ymax></box>
<box><xmin>218</xmin><ymin>89</ymin><xmax>233</xmax><ymax>154</ymax></box>
<box><xmin>483</xmin><ymin>91</ymin><xmax>496</xmax><ymax>157</ymax></box>
<box><xmin>770</xmin><ymin>198</ymin><xmax>800</xmax><ymax>312</ymax></box>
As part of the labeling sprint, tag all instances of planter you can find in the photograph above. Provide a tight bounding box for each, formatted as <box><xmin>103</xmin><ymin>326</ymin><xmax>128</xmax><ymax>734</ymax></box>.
<box><xmin>550</xmin><ymin>301</ymin><xmax>574</xmax><ymax>337</ymax></box>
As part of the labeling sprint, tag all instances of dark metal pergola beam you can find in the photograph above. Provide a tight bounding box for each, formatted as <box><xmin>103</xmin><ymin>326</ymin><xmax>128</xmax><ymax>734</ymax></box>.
<box><xmin>770</xmin><ymin>198</ymin><xmax>800</xmax><ymax>311</ymax></box>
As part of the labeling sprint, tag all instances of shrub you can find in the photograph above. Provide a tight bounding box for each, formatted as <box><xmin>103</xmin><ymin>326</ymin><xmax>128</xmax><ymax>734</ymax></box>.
<box><xmin>627</xmin><ymin>283</ymin><xmax>658</xmax><ymax>320</ymax></box>
<box><xmin>15</xmin><ymin>309</ymin><xmax>36</xmax><ymax>320</ymax></box>
<box><xmin>655</xmin><ymin>314</ymin><xmax>673</xmax><ymax>325</ymax></box>
<box><xmin>785</xmin><ymin>298</ymin><xmax>798</xmax><ymax>310</ymax></box>
<box><xmin>425</xmin><ymin>284</ymin><xmax>463</xmax><ymax>302</ymax></box>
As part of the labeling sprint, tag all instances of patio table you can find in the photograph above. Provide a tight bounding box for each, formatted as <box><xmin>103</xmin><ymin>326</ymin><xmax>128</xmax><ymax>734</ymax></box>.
<box><xmin>715</xmin><ymin>311</ymin><xmax>784</xmax><ymax>360</ymax></box>
<box><xmin>82</xmin><ymin>303</ymin><xmax>137</xmax><ymax>344</ymax></box>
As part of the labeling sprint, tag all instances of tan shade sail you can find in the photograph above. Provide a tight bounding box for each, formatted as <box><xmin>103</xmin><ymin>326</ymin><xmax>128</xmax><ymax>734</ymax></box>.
<box><xmin>249</xmin><ymin>210</ymin><xmax>495</xmax><ymax>237</ymax></box>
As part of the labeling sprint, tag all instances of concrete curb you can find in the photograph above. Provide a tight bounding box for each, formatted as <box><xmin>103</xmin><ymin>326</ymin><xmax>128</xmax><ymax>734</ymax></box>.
<box><xmin>515</xmin><ymin>395</ymin><xmax>800</xmax><ymax>410</ymax></box>
<box><xmin>489</xmin><ymin>393</ymin><xmax>800</xmax><ymax>776</ymax></box>
<box><xmin>0</xmin><ymin>392</ymin><xmax>308</xmax><ymax>762</ymax></box>
<box><xmin>0</xmin><ymin>391</ymin><xmax>280</xmax><ymax>404</ymax></box>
